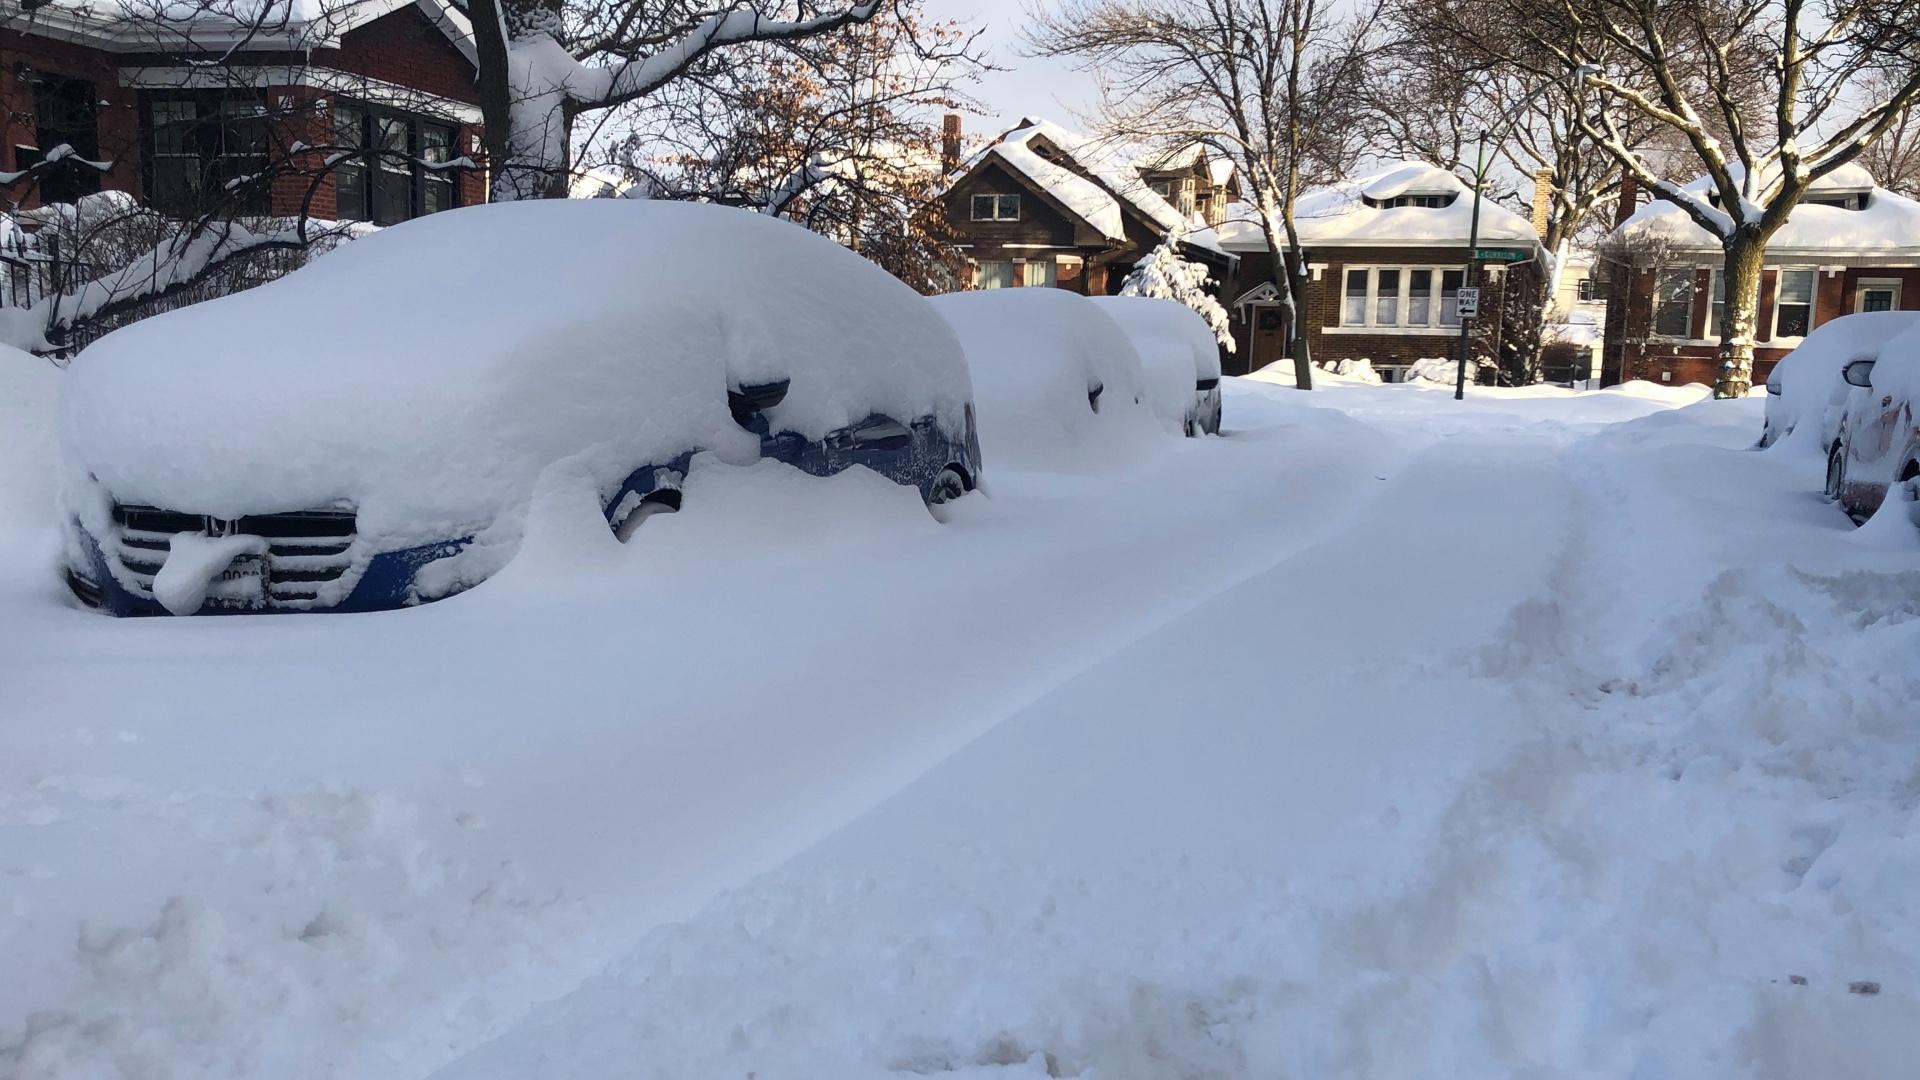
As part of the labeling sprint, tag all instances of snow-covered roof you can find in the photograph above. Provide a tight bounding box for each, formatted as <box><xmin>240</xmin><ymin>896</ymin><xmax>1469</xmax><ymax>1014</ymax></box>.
<box><xmin>10</xmin><ymin>0</ymin><xmax>476</xmax><ymax>64</ymax></box>
<box><xmin>1215</xmin><ymin>162</ymin><xmax>1541</xmax><ymax>252</ymax></box>
<box><xmin>1612</xmin><ymin>168</ymin><xmax>1920</xmax><ymax>256</ymax></box>
<box><xmin>955</xmin><ymin>118</ymin><xmax>1228</xmax><ymax>256</ymax></box>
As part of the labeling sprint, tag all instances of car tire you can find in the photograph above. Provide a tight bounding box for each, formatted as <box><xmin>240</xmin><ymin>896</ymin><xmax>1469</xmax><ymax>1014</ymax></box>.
<box><xmin>613</xmin><ymin>491</ymin><xmax>680</xmax><ymax>543</ymax></box>
<box><xmin>1824</xmin><ymin>443</ymin><xmax>1847</xmax><ymax>503</ymax></box>
<box><xmin>927</xmin><ymin>465</ymin><xmax>969</xmax><ymax>520</ymax></box>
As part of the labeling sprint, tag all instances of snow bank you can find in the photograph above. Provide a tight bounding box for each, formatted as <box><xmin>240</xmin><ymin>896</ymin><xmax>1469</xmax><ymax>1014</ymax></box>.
<box><xmin>1089</xmin><ymin>296</ymin><xmax>1219</xmax><ymax>435</ymax></box>
<box><xmin>1765</xmin><ymin>312</ymin><xmax>1920</xmax><ymax>454</ymax></box>
<box><xmin>0</xmin><ymin>344</ymin><xmax>59</xmax><ymax>526</ymax></box>
<box><xmin>59</xmin><ymin>200</ymin><xmax>973</xmax><ymax>551</ymax></box>
<box><xmin>928</xmin><ymin>291</ymin><xmax>1161</xmax><ymax>470</ymax></box>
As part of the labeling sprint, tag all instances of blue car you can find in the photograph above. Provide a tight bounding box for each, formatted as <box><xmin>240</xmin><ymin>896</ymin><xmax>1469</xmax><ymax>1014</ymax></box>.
<box><xmin>60</xmin><ymin>200</ymin><xmax>981</xmax><ymax>616</ymax></box>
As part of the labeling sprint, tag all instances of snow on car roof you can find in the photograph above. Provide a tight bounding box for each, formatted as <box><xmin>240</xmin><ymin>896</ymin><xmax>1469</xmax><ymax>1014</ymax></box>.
<box><xmin>1215</xmin><ymin>161</ymin><xmax>1539</xmax><ymax>251</ymax></box>
<box><xmin>1768</xmin><ymin>311</ymin><xmax>1920</xmax><ymax>452</ymax></box>
<box><xmin>61</xmin><ymin>200</ymin><xmax>973</xmax><ymax>539</ymax></box>
<box><xmin>1613</xmin><ymin>166</ymin><xmax>1920</xmax><ymax>254</ymax></box>
<box><xmin>928</xmin><ymin>290</ymin><xmax>1159</xmax><ymax>468</ymax></box>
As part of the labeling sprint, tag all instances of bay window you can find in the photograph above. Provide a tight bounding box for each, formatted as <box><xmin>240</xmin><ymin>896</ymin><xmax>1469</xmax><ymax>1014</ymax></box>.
<box><xmin>1338</xmin><ymin>266</ymin><xmax>1468</xmax><ymax>329</ymax></box>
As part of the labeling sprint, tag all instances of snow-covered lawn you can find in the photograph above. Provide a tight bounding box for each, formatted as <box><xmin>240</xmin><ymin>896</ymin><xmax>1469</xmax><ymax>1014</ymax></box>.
<box><xmin>3</xmin><ymin>369</ymin><xmax>1915</xmax><ymax>1079</ymax></box>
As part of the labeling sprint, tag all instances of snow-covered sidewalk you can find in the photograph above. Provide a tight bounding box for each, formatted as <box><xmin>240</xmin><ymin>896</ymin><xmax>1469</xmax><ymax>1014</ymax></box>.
<box><xmin>4</xmin><ymin>373</ymin><xmax>1915</xmax><ymax>1079</ymax></box>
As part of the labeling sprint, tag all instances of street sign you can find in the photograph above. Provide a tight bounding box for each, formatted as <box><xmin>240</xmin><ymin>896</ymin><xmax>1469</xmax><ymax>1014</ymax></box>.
<box><xmin>1474</xmin><ymin>248</ymin><xmax>1532</xmax><ymax>263</ymax></box>
<box><xmin>1456</xmin><ymin>286</ymin><xmax>1481</xmax><ymax>319</ymax></box>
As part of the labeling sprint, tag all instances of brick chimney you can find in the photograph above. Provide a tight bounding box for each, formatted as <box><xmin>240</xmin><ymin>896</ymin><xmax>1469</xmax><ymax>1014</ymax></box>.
<box><xmin>941</xmin><ymin>114</ymin><xmax>962</xmax><ymax>175</ymax></box>
<box><xmin>1615</xmin><ymin>171</ymin><xmax>1639</xmax><ymax>226</ymax></box>
<box><xmin>1530</xmin><ymin>168</ymin><xmax>1555</xmax><ymax>237</ymax></box>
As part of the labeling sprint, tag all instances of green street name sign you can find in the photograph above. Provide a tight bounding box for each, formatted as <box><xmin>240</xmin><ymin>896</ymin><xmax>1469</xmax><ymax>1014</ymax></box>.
<box><xmin>1474</xmin><ymin>248</ymin><xmax>1533</xmax><ymax>263</ymax></box>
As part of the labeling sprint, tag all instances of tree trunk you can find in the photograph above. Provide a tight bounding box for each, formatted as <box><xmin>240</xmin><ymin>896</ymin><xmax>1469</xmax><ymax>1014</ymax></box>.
<box><xmin>470</xmin><ymin>0</ymin><xmax>575</xmax><ymax>202</ymax></box>
<box><xmin>1287</xmin><ymin>253</ymin><xmax>1314</xmax><ymax>390</ymax></box>
<box><xmin>1715</xmin><ymin>231</ymin><xmax>1766</xmax><ymax>398</ymax></box>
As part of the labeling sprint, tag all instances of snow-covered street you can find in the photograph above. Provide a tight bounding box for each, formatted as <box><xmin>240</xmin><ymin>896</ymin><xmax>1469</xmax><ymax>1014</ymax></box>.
<box><xmin>4</xmin><ymin>373</ymin><xmax>1917</xmax><ymax>1079</ymax></box>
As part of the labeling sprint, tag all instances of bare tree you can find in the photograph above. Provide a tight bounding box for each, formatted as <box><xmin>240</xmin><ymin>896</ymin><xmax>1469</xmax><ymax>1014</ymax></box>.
<box><xmin>464</xmin><ymin>0</ymin><xmax>970</xmax><ymax>203</ymax></box>
<box><xmin>1028</xmin><ymin>0</ymin><xmax>1379</xmax><ymax>390</ymax></box>
<box><xmin>1453</xmin><ymin>0</ymin><xmax>1920</xmax><ymax>397</ymax></box>
<box><xmin>1857</xmin><ymin>73</ymin><xmax>1920</xmax><ymax>198</ymax></box>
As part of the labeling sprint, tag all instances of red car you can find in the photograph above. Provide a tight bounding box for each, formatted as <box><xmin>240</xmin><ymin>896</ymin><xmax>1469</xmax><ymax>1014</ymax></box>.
<box><xmin>1828</xmin><ymin>354</ymin><xmax>1920</xmax><ymax>528</ymax></box>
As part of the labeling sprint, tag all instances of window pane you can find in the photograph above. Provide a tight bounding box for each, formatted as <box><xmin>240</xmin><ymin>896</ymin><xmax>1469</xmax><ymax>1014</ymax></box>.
<box><xmin>996</xmin><ymin>194</ymin><xmax>1020</xmax><ymax>220</ymax></box>
<box><xmin>1022</xmin><ymin>259</ymin><xmax>1055</xmax><ymax>287</ymax></box>
<box><xmin>372</xmin><ymin>167</ymin><xmax>410</xmax><ymax>225</ymax></box>
<box><xmin>420</xmin><ymin>123</ymin><xmax>454</xmax><ymax>165</ymax></box>
<box><xmin>1777</xmin><ymin>269</ymin><xmax>1814</xmax><ymax>304</ymax></box>
<box><xmin>1375</xmin><ymin>268</ymin><xmax>1400</xmax><ymax>325</ymax></box>
<box><xmin>1654</xmin><ymin>268</ymin><xmax>1694</xmax><ymax>337</ymax></box>
<box><xmin>975</xmin><ymin>260</ymin><xmax>1013</xmax><ymax>289</ymax></box>
<box><xmin>1440</xmin><ymin>269</ymin><xmax>1464</xmax><ymax>326</ymax></box>
<box><xmin>150</xmin><ymin>157</ymin><xmax>197</xmax><ymax>214</ymax></box>
<box><xmin>150</xmin><ymin>100</ymin><xmax>196</xmax><ymax>155</ymax></box>
<box><xmin>421</xmin><ymin>175</ymin><xmax>453</xmax><ymax>215</ymax></box>
<box><xmin>333</xmin><ymin>106</ymin><xmax>365</xmax><ymax>148</ymax></box>
<box><xmin>1344</xmin><ymin>268</ymin><xmax>1368</xmax><ymax>325</ymax></box>
<box><xmin>971</xmin><ymin>194</ymin><xmax>994</xmax><ymax>220</ymax></box>
<box><xmin>1407</xmin><ymin>270</ymin><xmax>1432</xmax><ymax>325</ymax></box>
<box><xmin>335</xmin><ymin>163</ymin><xmax>367</xmax><ymax>220</ymax></box>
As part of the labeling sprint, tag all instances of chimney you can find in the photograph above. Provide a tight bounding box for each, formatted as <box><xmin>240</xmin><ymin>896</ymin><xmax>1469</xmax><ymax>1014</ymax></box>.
<box><xmin>1530</xmin><ymin>168</ymin><xmax>1555</xmax><ymax>237</ymax></box>
<box><xmin>941</xmin><ymin>113</ymin><xmax>962</xmax><ymax>175</ymax></box>
<box><xmin>1615</xmin><ymin>171</ymin><xmax>1639</xmax><ymax>227</ymax></box>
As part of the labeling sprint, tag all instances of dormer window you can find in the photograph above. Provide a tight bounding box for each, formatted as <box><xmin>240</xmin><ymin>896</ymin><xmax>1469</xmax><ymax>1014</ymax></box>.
<box><xmin>1803</xmin><ymin>191</ymin><xmax>1867</xmax><ymax>210</ymax></box>
<box><xmin>1365</xmin><ymin>193</ymin><xmax>1456</xmax><ymax>209</ymax></box>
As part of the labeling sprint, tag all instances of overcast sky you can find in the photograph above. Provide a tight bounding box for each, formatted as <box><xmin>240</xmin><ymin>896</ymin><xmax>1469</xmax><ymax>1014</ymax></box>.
<box><xmin>928</xmin><ymin>0</ymin><xmax>1099</xmax><ymax>138</ymax></box>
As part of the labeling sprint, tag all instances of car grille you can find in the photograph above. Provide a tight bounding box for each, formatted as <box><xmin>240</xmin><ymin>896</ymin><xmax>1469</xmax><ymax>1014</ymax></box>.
<box><xmin>111</xmin><ymin>504</ymin><xmax>358</xmax><ymax>608</ymax></box>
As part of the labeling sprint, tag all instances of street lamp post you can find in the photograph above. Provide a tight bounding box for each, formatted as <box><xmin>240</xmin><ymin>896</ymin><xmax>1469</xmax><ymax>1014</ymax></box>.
<box><xmin>1452</xmin><ymin>63</ymin><xmax>1604</xmax><ymax>402</ymax></box>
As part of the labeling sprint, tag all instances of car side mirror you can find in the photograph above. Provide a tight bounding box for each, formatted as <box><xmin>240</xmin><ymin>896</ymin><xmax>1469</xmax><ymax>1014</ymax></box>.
<box><xmin>727</xmin><ymin>378</ymin><xmax>791</xmax><ymax>430</ymax></box>
<box><xmin>1843</xmin><ymin>359</ymin><xmax>1875</xmax><ymax>389</ymax></box>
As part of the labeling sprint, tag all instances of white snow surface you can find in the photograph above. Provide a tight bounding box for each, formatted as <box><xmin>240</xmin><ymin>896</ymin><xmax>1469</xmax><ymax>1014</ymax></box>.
<box><xmin>1217</xmin><ymin>161</ymin><xmax>1539</xmax><ymax>251</ymax></box>
<box><xmin>1764</xmin><ymin>311</ymin><xmax>1920</xmax><ymax>453</ymax></box>
<box><xmin>58</xmin><ymin>200</ymin><xmax>972</xmax><ymax>547</ymax></box>
<box><xmin>1615</xmin><ymin>169</ymin><xmax>1920</xmax><ymax>253</ymax></box>
<box><xmin>927</xmin><ymin>291</ymin><xmax>1161</xmax><ymax>470</ymax></box>
<box><xmin>5</xmin><ymin>366</ymin><xmax>1919</xmax><ymax>1080</ymax></box>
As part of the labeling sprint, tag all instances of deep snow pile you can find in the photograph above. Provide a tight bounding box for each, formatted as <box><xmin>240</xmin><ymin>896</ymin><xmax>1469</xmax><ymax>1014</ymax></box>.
<box><xmin>1088</xmin><ymin>295</ymin><xmax>1217</xmax><ymax>434</ymax></box>
<box><xmin>928</xmin><ymin>291</ymin><xmax>1161</xmax><ymax>470</ymax></box>
<box><xmin>59</xmin><ymin>200</ymin><xmax>971</xmax><ymax>546</ymax></box>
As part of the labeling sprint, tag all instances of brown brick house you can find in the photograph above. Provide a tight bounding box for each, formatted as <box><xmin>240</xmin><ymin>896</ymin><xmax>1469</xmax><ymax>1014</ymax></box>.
<box><xmin>0</xmin><ymin>0</ymin><xmax>485</xmax><ymax>223</ymax></box>
<box><xmin>1599</xmin><ymin>164</ymin><xmax>1920</xmax><ymax>388</ymax></box>
<box><xmin>939</xmin><ymin>117</ymin><xmax>1237</xmax><ymax>296</ymax></box>
<box><xmin>1214</xmin><ymin>162</ymin><xmax>1542</xmax><ymax>379</ymax></box>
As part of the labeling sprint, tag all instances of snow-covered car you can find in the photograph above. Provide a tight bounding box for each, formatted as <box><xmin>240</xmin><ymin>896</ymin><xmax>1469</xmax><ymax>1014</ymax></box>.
<box><xmin>1088</xmin><ymin>295</ymin><xmax>1224</xmax><ymax>436</ymax></box>
<box><xmin>1761</xmin><ymin>311</ymin><xmax>1920</xmax><ymax>450</ymax></box>
<box><xmin>1826</xmin><ymin>336</ymin><xmax>1920</xmax><ymax>528</ymax></box>
<box><xmin>926</xmin><ymin>290</ymin><xmax>1159</xmax><ymax>467</ymax></box>
<box><xmin>60</xmin><ymin>200</ymin><xmax>982</xmax><ymax>616</ymax></box>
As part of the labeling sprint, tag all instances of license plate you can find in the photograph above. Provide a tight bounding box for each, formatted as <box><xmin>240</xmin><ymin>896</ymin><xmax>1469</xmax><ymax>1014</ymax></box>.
<box><xmin>204</xmin><ymin>551</ymin><xmax>267</xmax><ymax>609</ymax></box>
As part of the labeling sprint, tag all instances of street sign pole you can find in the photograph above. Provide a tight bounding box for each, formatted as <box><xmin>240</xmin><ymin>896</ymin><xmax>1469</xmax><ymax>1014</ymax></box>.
<box><xmin>1454</xmin><ymin>132</ymin><xmax>1487</xmax><ymax>401</ymax></box>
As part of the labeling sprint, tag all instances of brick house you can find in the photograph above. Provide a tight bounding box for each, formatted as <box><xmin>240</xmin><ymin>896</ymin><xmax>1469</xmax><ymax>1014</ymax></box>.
<box><xmin>0</xmin><ymin>0</ymin><xmax>485</xmax><ymax>223</ymax></box>
<box><xmin>939</xmin><ymin>116</ymin><xmax>1237</xmax><ymax>296</ymax></box>
<box><xmin>1214</xmin><ymin>162</ymin><xmax>1542</xmax><ymax>380</ymax></box>
<box><xmin>1599</xmin><ymin>164</ymin><xmax>1920</xmax><ymax>388</ymax></box>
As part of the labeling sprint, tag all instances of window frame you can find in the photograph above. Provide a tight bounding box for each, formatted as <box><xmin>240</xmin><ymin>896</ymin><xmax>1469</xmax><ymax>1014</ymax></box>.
<box><xmin>969</xmin><ymin>192</ymin><xmax>1021</xmax><ymax>221</ymax></box>
<box><xmin>1770</xmin><ymin>266</ymin><xmax>1818</xmax><ymax>342</ymax></box>
<box><xmin>1651</xmin><ymin>266</ymin><xmax>1697</xmax><ymax>339</ymax></box>
<box><xmin>1335</xmin><ymin>264</ymin><xmax>1470</xmax><ymax>331</ymax></box>
<box><xmin>140</xmin><ymin>89</ymin><xmax>272</xmax><ymax>216</ymax></box>
<box><xmin>329</xmin><ymin>102</ymin><xmax>462</xmax><ymax>225</ymax></box>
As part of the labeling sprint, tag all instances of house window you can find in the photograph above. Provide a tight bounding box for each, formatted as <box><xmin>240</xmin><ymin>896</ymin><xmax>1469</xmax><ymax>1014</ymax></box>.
<box><xmin>144</xmin><ymin>92</ymin><xmax>271</xmax><ymax>215</ymax></box>
<box><xmin>1368</xmin><ymin>193</ymin><xmax>1456</xmax><ymax>209</ymax></box>
<box><xmin>23</xmin><ymin>74</ymin><xmax>101</xmax><ymax>204</ymax></box>
<box><xmin>1773</xmin><ymin>268</ymin><xmax>1815</xmax><ymax>338</ymax></box>
<box><xmin>1149</xmin><ymin>180</ymin><xmax>1173</xmax><ymax>198</ymax></box>
<box><xmin>1804</xmin><ymin>192</ymin><xmax>1866</xmax><ymax>211</ymax></box>
<box><xmin>1341</xmin><ymin>266</ymin><xmax>1467</xmax><ymax>328</ymax></box>
<box><xmin>970</xmin><ymin>193</ymin><xmax>1020</xmax><ymax>221</ymax></box>
<box><xmin>973</xmin><ymin>260</ymin><xmax>1014</xmax><ymax>289</ymax></box>
<box><xmin>331</xmin><ymin>104</ymin><xmax>461</xmax><ymax>225</ymax></box>
<box><xmin>1021</xmin><ymin>259</ymin><xmax>1057</xmax><ymax>288</ymax></box>
<box><xmin>1576</xmin><ymin>278</ymin><xmax>1595</xmax><ymax>302</ymax></box>
<box><xmin>1709</xmin><ymin>270</ymin><xmax>1726</xmax><ymax>337</ymax></box>
<box><xmin>1653</xmin><ymin>268</ymin><xmax>1695</xmax><ymax>338</ymax></box>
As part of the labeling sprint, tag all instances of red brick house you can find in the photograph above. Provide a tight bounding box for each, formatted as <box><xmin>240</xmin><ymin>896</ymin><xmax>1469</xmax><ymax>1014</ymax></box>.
<box><xmin>1214</xmin><ymin>163</ymin><xmax>1542</xmax><ymax>379</ymax></box>
<box><xmin>1599</xmin><ymin>164</ymin><xmax>1920</xmax><ymax>387</ymax></box>
<box><xmin>0</xmin><ymin>0</ymin><xmax>485</xmax><ymax>222</ymax></box>
<box><xmin>939</xmin><ymin>117</ymin><xmax>1237</xmax><ymax>296</ymax></box>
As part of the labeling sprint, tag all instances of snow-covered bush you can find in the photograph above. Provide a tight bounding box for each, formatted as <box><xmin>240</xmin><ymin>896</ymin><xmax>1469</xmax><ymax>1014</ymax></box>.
<box><xmin>1117</xmin><ymin>221</ymin><xmax>1234</xmax><ymax>352</ymax></box>
<box><xmin>1406</xmin><ymin>356</ymin><xmax>1457</xmax><ymax>385</ymax></box>
<box><xmin>1317</xmin><ymin>358</ymin><xmax>1381</xmax><ymax>383</ymax></box>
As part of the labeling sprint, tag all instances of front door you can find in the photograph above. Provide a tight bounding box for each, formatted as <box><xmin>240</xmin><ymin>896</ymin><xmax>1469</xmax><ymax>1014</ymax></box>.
<box><xmin>1856</xmin><ymin>282</ymin><xmax>1901</xmax><ymax>313</ymax></box>
<box><xmin>1247</xmin><ymin>303</ymin><xmax>1289</xmax><ymax>375</ymax></box>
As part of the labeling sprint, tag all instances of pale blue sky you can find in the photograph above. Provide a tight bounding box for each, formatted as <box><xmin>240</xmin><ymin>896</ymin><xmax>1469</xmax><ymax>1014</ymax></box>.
<box><xmin>929</xmin><ymin>0</ymin><xmax>1099</xmax><ymax>136</ymax></box>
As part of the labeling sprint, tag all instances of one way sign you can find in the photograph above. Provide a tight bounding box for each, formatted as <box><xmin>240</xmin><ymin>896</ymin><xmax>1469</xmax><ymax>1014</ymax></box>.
<box><xmin>1455</xmin><ymin>287</ymin><xmax>1481</xmax><ymax>319</ymax></box>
